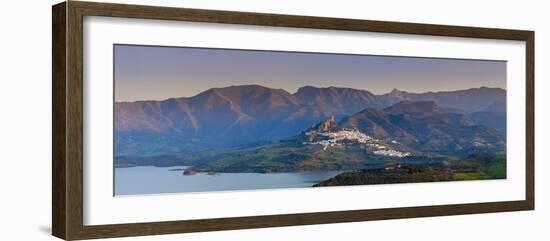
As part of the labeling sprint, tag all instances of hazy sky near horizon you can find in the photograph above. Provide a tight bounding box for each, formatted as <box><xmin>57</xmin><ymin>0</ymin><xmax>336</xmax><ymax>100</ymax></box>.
<box><xmin>114</xmin><ymin>44</ymin><xmax>506</xmax><ymax>102</ymax></box>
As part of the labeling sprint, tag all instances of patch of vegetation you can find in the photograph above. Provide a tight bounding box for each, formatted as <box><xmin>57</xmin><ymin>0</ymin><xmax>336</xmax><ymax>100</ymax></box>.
<box><xmin>116</xmin><ymin>139</ymin><xmax>399</xmax><ymax>173</ymax></box>
<box><xmin>314</xmin><ymin>164</ymin><xmax>453</xmax><ymax>187</ymax></box>
<box><xmin>450</xmin><ymin>153</ymin><xmax>506</xmax><ymax>181</ymax></box>
<box><xmin>313</xmin><ymin>153</ymin><xmax>506</xmax><ymax>187</ymax></box>
<box><xmin>191</xmin><ymin>141</ymin><xmax>385</xmax><ymax>173</ymax></box>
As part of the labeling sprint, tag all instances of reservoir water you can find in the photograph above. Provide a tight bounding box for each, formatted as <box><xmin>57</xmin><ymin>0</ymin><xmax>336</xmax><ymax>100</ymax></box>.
<box><xmin>115</xmin><ymin>166</ymin><xmax>344</xmax><ymax>195</ymax></box>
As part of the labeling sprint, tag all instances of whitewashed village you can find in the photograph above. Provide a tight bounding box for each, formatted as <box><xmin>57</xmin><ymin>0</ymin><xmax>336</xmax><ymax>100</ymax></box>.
<box><xmin>303</xmin><ymin>116</ymin><xmax>411</xmax><ymax>157</ymax></box>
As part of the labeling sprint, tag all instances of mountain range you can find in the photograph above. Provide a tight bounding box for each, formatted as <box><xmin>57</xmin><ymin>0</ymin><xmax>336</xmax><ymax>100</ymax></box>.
<box><xmin>115</xmin><ymin>85</ymin><xmax>506</xmax><ymax>156</ymax></box>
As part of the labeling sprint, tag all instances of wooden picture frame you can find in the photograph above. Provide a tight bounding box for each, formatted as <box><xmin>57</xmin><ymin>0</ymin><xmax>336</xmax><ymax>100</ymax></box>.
<box><xmin>52</xmin><ymin>1</ymin><xmax>534</xmax><ymax>240</ymax></box>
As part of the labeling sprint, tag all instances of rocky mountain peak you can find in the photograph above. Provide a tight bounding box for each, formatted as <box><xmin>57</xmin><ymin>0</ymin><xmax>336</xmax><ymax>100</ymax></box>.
<box><xmin>388</xmin><ymin>88</ymin><xmax>408</xmax><ymax>98</ymax></box>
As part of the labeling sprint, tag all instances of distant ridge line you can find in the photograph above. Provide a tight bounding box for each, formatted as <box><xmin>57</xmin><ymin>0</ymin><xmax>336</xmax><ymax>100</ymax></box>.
<box><xmin>115</xmin><ymin>85</ymin><xmax>506</xmax><ymax>103</ymax></box>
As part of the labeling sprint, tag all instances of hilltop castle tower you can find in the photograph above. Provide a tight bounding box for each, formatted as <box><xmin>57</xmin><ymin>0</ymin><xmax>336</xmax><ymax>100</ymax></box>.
<box><xmin>319</xmin><ymin>116</ymin><xmax>337</xmax><ymax>132</ymax></box>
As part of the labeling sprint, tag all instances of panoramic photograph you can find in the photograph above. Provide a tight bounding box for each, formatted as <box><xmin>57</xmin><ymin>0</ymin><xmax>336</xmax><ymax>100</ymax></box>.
<box><xmin>114</xmin><ymin>44</ymin><xmax>507</xmax><ymax>195</ymax></box>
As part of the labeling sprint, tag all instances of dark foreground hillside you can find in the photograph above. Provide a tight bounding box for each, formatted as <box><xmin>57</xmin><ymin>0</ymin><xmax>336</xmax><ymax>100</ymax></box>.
<box><xmin>313</xmin><ymin>164</ymin><xmax>453</xmax><ymax>186</ymax></box>
<box><xmin>314</xmin><ymin>153</ymin><xmax>506</xmax><ymax>187</ymax></box>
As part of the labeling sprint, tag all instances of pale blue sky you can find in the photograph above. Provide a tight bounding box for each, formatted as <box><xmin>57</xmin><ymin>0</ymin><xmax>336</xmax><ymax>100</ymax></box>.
<box><xmin>114</xmin><ymin>44</ymin><xmax>506</xmax><ymax>102</ymax></box>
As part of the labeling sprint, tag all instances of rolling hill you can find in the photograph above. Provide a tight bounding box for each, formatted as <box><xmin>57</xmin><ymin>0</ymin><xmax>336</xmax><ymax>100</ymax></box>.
<box><xmin>339</xmin><ymin>101</ymin><xmax>505</xmax><ymax>155</ymax></box>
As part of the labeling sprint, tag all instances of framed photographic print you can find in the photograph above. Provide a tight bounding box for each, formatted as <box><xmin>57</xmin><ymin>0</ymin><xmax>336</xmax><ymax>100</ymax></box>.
<box><xmin>52</xmin><ymin>1</ymin><xmax>534</xmax><ymax>240</ymax></box>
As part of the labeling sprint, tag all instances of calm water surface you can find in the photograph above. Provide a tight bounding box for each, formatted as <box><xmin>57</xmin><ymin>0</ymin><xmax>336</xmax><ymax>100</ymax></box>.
<box><xmin>115</xmin><ymin>166</ymin><xmax>344</xmax><ymax>195</ymax></box>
